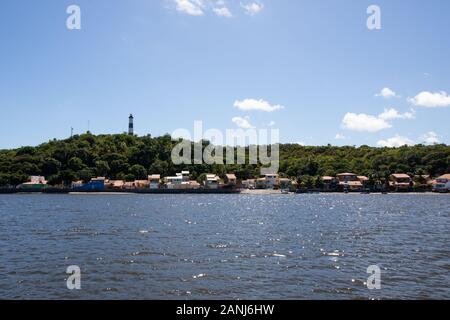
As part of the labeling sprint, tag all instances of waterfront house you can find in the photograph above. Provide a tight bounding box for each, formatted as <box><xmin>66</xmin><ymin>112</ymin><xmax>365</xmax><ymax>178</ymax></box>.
<box><xmin>264</xmin><ymin>174</ymin><xmax>279</xmax><ymax>189</ymax></box>
<box><xmin>165</xmin><ymin>171</ymin><xmax>191</xmax><ymax>189</ymax></box>
<box><xmin>433</xmin><ymin>174</ymin><xmax>450</xmax><ymax>192</ymax></box>
<box><xmin>72</xmin><ymin>177</ymin><xmax>105</xmax><ymax>191</ymax></box>
<box><xmin>390</xmin><ymin>173</ymin><xmax>413</xmax><ymax>191</ymax></box>
<box><xmin>134</xmin><ymin>180</ymin><xmax>150</xmax><ymax>189</ymax></box>
<box><xmin>18</xmin><ymin>176</ymin><xmax>48</xmax><ymax>191</ymax></box>
<box><xmin>256</xmin><ymin>178</ymin><xmax>267</xmax><ymax>189</ymax></box>
<box><xmin>165</xmin><ymin>175</ymin><xmax>183</xmax><ymax>189</ymax></box>
<box><xmin>336</xmin><ymin>173</ymin><xmax>363</xmax><ymax>191</ymax></box>
<box><xmin>279</xmin><ymin>178</ymin><xmax>293</xmax><ymax>190</ymax></box>
<box><xmin>224</xmin><ymin>174</ymin><xmax>237</xmax><ymax>186</ymax></box>
<box><xmin>30</xmin><ymin>176</ymin><xmax>47</xmax><ymax>184</ymax></box>
<box><xmin>123</xmin><ymin>181</ymin><xmax>135</xmax><ymax>190</ymax></box>
<box><xmin>71</xmin><ymin>180</ymin><xmax>84</xmax><ymax>188</ymax></box>
<box><xmin>358</xmin><ymin>176</ymin><xmax>369</xmax><ymax>188</ymax></box>
<box><xmin>181</xmin><ymin>171</ymin><xmax>190</xmax><ymax>182</ymax></box>
<box><xmin>254</xmin><ymin>174</ymin><xmax>280</xmax><ymax>189</ymax></box>
<box><xmin>322</xmin><ymin>176</ymin><xmax>338</xmax><ymax>191</ymax></box>
<box><xmin>189</xmin><ymin>180</ymin><xmax>201</xmax><ymax>189</ymax></box>
<box><xmin>241</xmin><ymin>179</ymin><xmax>256</xmax><ymax>189</ymax></box>
<box><xmin>105</xmin><ymin>180</ymin><xmax>125</xmax><ymax>190</ymax></box>
<box><xmin>148</xmin><ymin>174</ymin><xmax>161</xmax><ymax>189</ymax></box>
<box><xmin>205</xmin><ymin>174</ymin><xmax>220</xmax><ymax>189</ymax></box>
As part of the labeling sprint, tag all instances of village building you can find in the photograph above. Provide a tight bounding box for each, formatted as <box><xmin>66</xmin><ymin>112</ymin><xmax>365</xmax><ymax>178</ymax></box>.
<box><xmin>336</xmin><ymin>173</ymin><xmax>363</xmax><ymax>191</ymax></box>
<box><xmin>433</xmin><ymin>174</ymin><xmax>450</xmax><ymax>192</ymax></box>
<box><xmin>256</xmin><ymin>178</ymin><xmax>267</xmax><ymax>189</ymax></box>
<box><xmin>18</xmin><ymin>176</ymin><xmax>48</xmax><ymax>191</ymax></box>
<box><xmin>264</xmin><ymin>174</ymin><xmax>279</xmax><ymax>189</ymax></box>
<box><xmin>279</xmin><ymin>178</ymin><xmax>293</xmax><ymax>190</ymax></box>
<box><xmin>165</xmin><ymin>175</ymin><xmax>183</xmax><ymax>189</ymax></box>
<box><xmin>134</xmin><ymin>180</ymin><xmax>150</xmax><ymax>189</ymax></box>
<box><xmin>72</xmin><ymin>177</ymin><xmax>105</xmax><ymax>191</ymax></box>
<box><xmin>165</xmin><ymin>171</ymin><xmax>191</xmax><ymax>189</ymax></box>
<box><xmin>224</xmin><ymin>174</ymin><xmax>237</xmax><ymax>187</ymax></box>
<box><xmin>148</xmin><ymin>174</ymin><xmax>161</xmax><ymax>189</ymax></box>
<box><xmin>357</xmin><ymin>176</ymin><xmax>370</xmax><ymax>188</ymax></box>
<box><xmin>105</xmin><ymin>180</ymin><xmax>125</xmax><ymax>190</ymax></box>
<box><xmin>241</xmin><ymin>179</ymin><xmax>256</xmax><ymax>189</ymax></box>
<box><xmin>123</xmin><ymin>181</ymin><xmax>136</xmax><ymax>190</ymax></box>
<box><xmin>390</xmin><ymin>173</ymin><xmax>413</xmax><ymax>191</ymax></box>
<box><xmin>322</xmin><ymin>176</ymin><xmax>338</xmax><ymax>191</ymax></box>
<box><xmin>189</xmin><ymin>180</ymin><xmax>201</xmax><ymax>189</ymax></box>
<box><xmin>205</xmin><ymin>174</ymin><xmax>220</xmax><ymax>189</ymax></box>
<box><xmin>181</xmin><ymin>171</ymin><xmax>190</xmax><ymax>182</ymax></box>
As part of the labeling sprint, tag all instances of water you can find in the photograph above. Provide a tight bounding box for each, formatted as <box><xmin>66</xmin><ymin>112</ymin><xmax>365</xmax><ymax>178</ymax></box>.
<box><xmin>0</xmin><ymin>194</ymin><xmax>449</xmax><ymax>300</ymax></box>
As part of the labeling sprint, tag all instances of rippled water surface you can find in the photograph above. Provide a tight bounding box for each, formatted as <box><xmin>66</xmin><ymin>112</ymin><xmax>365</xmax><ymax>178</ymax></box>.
<box><xmin>0</xmin><ymin>194</ymin><xmax>449</xmax><ymax>299</ymax></box>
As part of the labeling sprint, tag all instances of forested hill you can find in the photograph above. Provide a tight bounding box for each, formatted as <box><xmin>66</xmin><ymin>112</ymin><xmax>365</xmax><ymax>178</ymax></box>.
<box><xmin>0</xmin><ymin>133</ymin><xmax>449</xmax><ymax>186</ymax></box>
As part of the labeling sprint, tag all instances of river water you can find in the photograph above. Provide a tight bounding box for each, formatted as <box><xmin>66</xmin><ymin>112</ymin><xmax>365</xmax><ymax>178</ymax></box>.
<box><xmin>0</xmin><ymin>194</ymin><xmax>449</xmax><ymax>299</ymax></box>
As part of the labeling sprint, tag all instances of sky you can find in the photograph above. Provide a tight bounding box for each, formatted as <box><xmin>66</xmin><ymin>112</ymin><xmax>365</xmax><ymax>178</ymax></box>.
<box><xmin>1</xmin><ymin>0</ymin><xmax>450</xmax><ymax>149</ymax></box>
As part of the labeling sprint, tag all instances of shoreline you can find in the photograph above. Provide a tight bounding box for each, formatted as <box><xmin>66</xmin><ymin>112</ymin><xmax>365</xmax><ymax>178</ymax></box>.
<box><xmin>1</xmin><ymin>190</ymin><xmax>448</xmax><ymax>196</ymax></box>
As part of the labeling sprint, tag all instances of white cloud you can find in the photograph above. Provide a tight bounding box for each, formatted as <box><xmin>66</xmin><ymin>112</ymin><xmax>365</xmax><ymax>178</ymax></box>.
<box><xmin>409</xmin><ymin>91</ymin><xmax>450</xmax><ymax>108</ymax></box>
<box><xmin>267</xmin><ymin>121</ymin><xmax>276</xmax><ymax>127</ymax></box>
<box><xmin>377</xmin><ymin>135</ymin><xmax>415</xmax><ymax>148</ymax></box>
<box><xmin>378</xmin><ymin>108</ymin><xmax>415</xmax><ymax>120</ymax></box>
<box><xmin>232</xmin><ymin>116</ymin><xmax>255</xmax><ymax>129</ymax></box>
<box><xmin>174</xmin><ymin>0</ymin><xmax>205</xmax><ymax>16</ymax></box>
<box><xmin>375</xmin><ymin>87</ymin><xmax>398</xmax><ymax>99</ymax></box>
<box><xmin>342</xmin><ymin>108</ymin><xmax>414</xmax><ymax>133</ymax></box>
<box><xmin>335</xmin><ymin>133</ymin><xmax>346</xmax><ymax>140</ymax></box>
<box><xmin>213</xmin><ymin>6</ymin><xmax>232</xmax><ymax>17</ymax></box>
<box><xmin>342</xmin><ymin>113</ymin><xmax>392</xmax><ymax>132</ymax></box>
<box><xmin>421</xmin><ymin>131</ymin><xmax>440</xmax><ymax>145</ymax></box>
<box><xmin>241</xmin><ymin>1</ymin><xmax>264</xmax><ymax>15</ymax></box>
<box><xmin>234</xmin><ymin>99</ymin><xmax>285</xmax><ymax>112</ymax></box>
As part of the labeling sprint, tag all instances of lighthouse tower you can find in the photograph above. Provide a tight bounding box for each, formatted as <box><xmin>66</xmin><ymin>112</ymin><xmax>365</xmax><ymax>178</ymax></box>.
<box><xmin>128</xmin><ymin>114</ymin><xmax>134</xmax><ymax>135</ymax></box>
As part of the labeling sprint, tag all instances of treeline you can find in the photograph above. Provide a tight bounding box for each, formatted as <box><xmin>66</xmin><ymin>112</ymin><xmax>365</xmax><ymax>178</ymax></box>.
<box><xmin>0</xmin><ymin>133</ymin><xmax>449</xmax><ymax>186</ymax></box>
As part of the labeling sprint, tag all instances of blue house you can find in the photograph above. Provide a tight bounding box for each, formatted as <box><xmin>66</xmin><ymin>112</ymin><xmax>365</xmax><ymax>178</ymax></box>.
<box><xmin>72</xmin><ymin>177</ymin><xmax>105</xmax><ymax>191</ymax></box>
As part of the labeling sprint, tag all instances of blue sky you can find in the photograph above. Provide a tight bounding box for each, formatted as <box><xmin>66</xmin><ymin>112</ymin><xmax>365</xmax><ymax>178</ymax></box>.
<box><xmin>1</xmin><ymin>0</ymin><xmax>449</xmax><ymax>149</ymax></box>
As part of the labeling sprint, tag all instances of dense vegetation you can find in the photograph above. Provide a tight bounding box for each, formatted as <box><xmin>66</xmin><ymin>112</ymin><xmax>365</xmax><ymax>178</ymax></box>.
<box><xmin>0</xmin><ymin>133</ymin><xmax>449</xmax><ymax>187</ymax></box>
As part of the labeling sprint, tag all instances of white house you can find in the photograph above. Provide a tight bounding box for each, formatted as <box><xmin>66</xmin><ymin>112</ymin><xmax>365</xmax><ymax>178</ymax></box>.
<box><xmin>205</xmin><ymin>174</ymin><xmax>219</xmax><ymax>189</ymax></box>
<box><xmin>264</xmin><ymin>174</ymin><xmax>279</xmax><ymax>189</ymax></box>
<box><xmin>165</xmin><ymin>171</ymin><xmax>191</xmax><ymax>189</ymax></box>
<box><xmin>148</xmin><ymin>174</ymin><xmax>161</xmax><ymax>189</ymax></box>
<box><xmin>165</xmin><ymin>175</ymin><xmax>183</xmax><ymax>189</ymax></box>
<box><xmin>433</xmin><ymin>174</ymin><xmax>450</xmax><ymax>192</ymax></box>
<box><xmin>181</xmin><ymin>171</ymin><xmax>190</xmax><ymax>182</ymax></box>
<box><xmin>337</xmin><ymin>173</ymin><xmax>363</xmax><ymax>191</ymax></box>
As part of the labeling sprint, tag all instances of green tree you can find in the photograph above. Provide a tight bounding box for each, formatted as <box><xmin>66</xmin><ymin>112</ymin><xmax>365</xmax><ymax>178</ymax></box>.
<box><xmin>129</xmin><ymin>164</ymin><xmax>147</xmax><ymax>180</ymax></box>
<box><xmin>314</xmin><ymin>176</ymin><xmax>324</xmax><ymax>189</ymax></box>
<box><xmin>68</xmin><ymin>157</ymin><xmax>85</xmax><ymax>172</ymax></box>
<box><xmin>41</xmin><ymin>158</ymin><xmax>61</xmax><ymax>176</ymax></box>
<box><xmin>95</xmin><ymin>160</ymin><xmax>110</xmax><ymax>177</ymax></box>
<box><xmin>0</xmin><ymin>173</ymin><xmax>10</xmax><ymax>186</ymax></box>
<box><xmin>149</xmin><ymin>159</ymin><xmax>168</xmax><ymax>175</ymax></box>
<box><xmin>79</xmin><ymin>168</ymin><xmax>95</xmax><ymax>183</ymax></box>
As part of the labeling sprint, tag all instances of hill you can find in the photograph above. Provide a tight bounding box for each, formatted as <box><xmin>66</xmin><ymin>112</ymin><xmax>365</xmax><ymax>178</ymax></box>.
<box><xmin>0</xmin><ymin>133</ymin><xmax>449</xmax><ymax>186</ymax></box>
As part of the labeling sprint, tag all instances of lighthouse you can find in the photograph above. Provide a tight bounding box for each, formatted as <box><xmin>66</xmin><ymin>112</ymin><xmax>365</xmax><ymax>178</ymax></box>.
<box><xmin>128</xmin><ymin>114</ymin><xmax>134</xmax><ymax>135</ymax></box>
